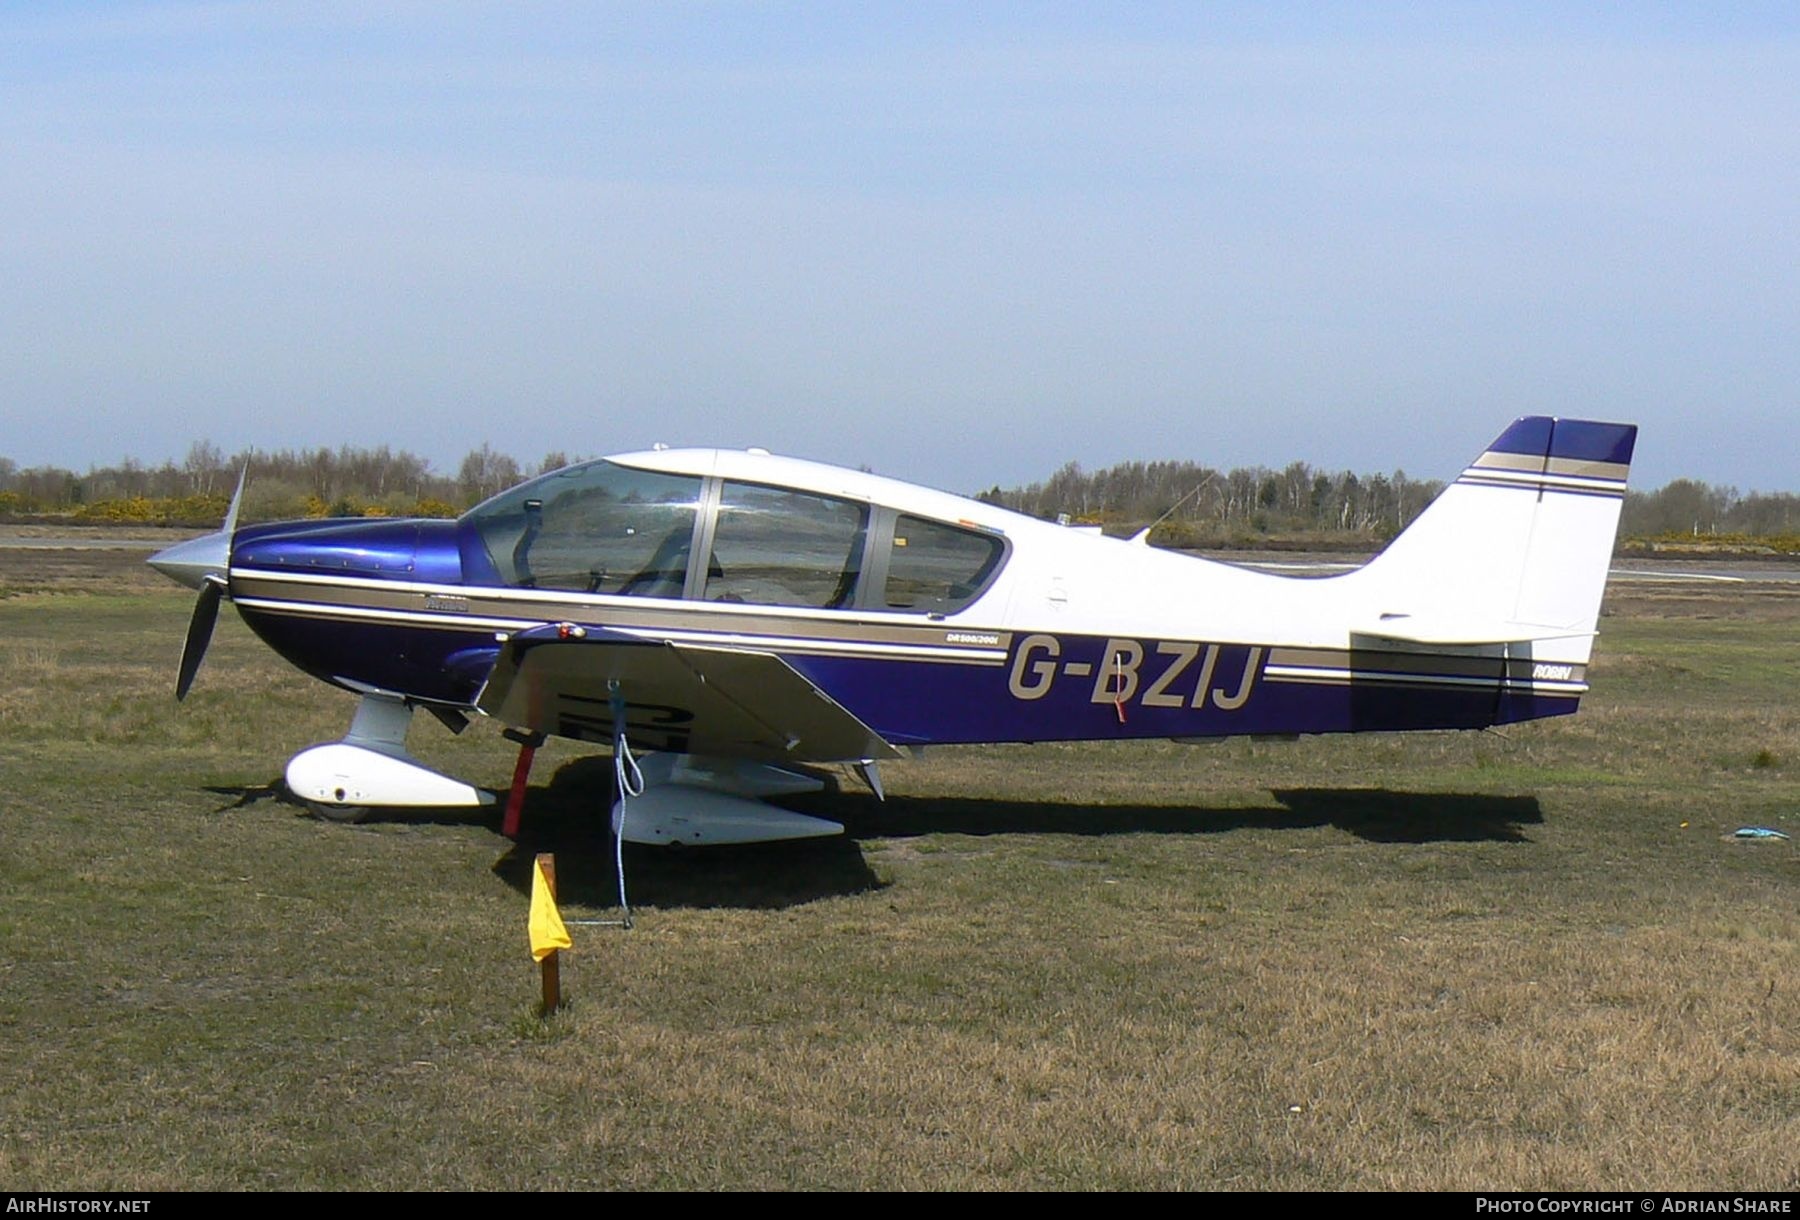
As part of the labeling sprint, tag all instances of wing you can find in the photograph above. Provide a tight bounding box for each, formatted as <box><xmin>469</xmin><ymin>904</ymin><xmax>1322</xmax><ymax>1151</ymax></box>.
<box><xmin>475</xmin><ymin>624</ymin><xmax>901</xmax><ymax>763</ymax></box>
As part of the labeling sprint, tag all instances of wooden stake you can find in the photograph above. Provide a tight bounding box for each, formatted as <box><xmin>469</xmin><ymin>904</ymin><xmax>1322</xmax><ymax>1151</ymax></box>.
<box><xmin>537</xmin><ymin>852</ymin><xmax>560</xmax><ymax>1014</ymax></box>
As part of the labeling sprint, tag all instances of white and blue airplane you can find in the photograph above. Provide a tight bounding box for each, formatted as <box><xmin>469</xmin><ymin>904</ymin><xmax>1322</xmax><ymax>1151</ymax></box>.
<box><xmin>150</xmin><ymin>416</ymin><xmax>1636</xmax><ymax>845</ymax></box>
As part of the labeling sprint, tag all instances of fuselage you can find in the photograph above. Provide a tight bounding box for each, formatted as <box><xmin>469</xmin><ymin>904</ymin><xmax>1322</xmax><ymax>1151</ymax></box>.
<box><xmin>218</xmin><ymin>446</ymin><xmax>1597</xmax><ymax>755</ymax></box>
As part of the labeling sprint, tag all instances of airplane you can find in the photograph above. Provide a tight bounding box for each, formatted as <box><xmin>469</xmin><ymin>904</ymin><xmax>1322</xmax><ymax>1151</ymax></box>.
<box><xmin>149</xmin><ymin>416</ymin><xmax>1637</xmax><ymax>847</ymax></box>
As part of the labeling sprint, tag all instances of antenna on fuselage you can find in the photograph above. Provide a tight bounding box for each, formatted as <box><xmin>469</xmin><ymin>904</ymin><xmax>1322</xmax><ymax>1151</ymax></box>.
<box><xmin>1127</xmin><ymin>473</ymin><xmax>1215</xmax><ymax>546</ymax></box>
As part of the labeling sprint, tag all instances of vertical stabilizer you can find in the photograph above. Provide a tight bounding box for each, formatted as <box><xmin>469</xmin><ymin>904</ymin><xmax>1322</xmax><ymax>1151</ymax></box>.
<box><xmin>1351</xmin><ymin>417</ymin><xmax>1637</xmax><ymax>654</ymax></box>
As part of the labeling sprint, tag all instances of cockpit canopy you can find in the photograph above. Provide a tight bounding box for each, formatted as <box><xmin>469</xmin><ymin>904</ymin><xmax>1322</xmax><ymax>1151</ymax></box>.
<box><xmin>462</xmin><ymin>459</ymin><xmax>1007</xmax><ymax>616</ymax></box>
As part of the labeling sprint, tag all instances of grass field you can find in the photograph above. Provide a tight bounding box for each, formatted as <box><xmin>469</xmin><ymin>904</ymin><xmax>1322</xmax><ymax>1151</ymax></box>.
<box><xmin>0</xmin><ymin>553</ymin><xmax>1795</xmax><ymax>1190</ymax></box>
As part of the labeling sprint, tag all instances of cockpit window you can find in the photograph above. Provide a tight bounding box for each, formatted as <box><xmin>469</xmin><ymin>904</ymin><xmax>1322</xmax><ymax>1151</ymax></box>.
<box><xmin>464</xmin><ymin>461</ymin><xmax>703</xmax><ymax>595</ymax></box>
<box><xmin>883</xmin><ymin>515</ymin><xmax>1005</xmax><ymax>614</ymax></box>
<box><xmin>704</xmin><ymin>481</ymin><xmax>867</xmax><ymax>609</ymax></box>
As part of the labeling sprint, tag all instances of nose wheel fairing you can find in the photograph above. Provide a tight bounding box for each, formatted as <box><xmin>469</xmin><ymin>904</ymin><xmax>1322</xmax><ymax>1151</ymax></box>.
<box><xmin>285</xmin><ymin>694</ymin><xmax>493</xmax><ymax>814</ymax></box>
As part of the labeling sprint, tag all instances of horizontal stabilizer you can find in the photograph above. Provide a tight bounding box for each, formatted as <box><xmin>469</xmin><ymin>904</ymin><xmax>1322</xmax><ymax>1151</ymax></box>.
<box><xmin>1355</xmin><ymin>616</ymin><xmax>1596</xmax><ymax>646</ymax></box>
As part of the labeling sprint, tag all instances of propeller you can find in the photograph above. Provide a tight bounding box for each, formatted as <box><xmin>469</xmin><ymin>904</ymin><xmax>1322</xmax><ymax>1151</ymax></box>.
<box><xmin>153</xmin><ymin>465</ymin><xmax>248</xmax><ymax>700</ymax></box>
<box><xmin>177</xmin><ymin>577</ymin><xmax>224</xmax><ymax>701</ymax></box>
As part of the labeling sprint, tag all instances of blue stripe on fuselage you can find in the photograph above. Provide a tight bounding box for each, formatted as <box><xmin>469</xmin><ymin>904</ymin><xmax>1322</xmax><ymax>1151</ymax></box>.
<box><xmin>235</xmin><ymin>605</ymin><xmax>495</xmax><ymax>703</ymax></box>
<box><xmin>788</xmin><ymin>638</ymin><xmax>1575</xmax><ymax>746</ymax></box>
<box><xmin>234</xmin><ymin>596</ymin><xmax>1580</xmax><ymax>746</ymax></box>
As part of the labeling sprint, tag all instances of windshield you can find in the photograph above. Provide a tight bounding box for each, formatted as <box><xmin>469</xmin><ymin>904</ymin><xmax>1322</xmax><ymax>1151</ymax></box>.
<box><xmin>462</xmin><ymin>460</ymin><xmax>704</xmax><ymax>594</ymax></box>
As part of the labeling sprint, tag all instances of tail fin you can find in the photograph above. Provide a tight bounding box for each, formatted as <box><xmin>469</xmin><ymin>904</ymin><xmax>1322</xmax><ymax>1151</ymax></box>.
<box><xmin>1350</xmin><ymin>417</ymin><xmax>1637</xmax><ymax>655</ymax></box>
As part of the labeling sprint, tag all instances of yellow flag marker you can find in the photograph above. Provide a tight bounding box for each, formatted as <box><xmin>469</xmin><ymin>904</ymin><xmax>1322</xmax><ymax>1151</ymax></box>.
<box><xmin>530</xmin><ymin>857</ymin><xmax>572</xmax><ymax>963</ymax></box>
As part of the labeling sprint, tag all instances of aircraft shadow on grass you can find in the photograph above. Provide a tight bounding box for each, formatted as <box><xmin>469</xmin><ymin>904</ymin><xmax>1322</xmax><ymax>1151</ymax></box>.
<box><xmin>814</xmin><ymin>787</ymin><xmax>1543</xmax><ymax>846</ymax></box>
<box><xmin>207</xmin><ymin>761</ymin><xmax>884</xmax><ymax>911</ymax></box>
<box><xmin>207</xmin><ymin>754</ymin><xmax>1542</xmax><ymax>911</ymax></box>
<box><xmin>475</xmin><ymin>756</ymin><xmax>1544</xmax><ymax>912</ymax></box>
<box><xmin>204</xmin><ymin>780</ymin><xmax>288</xmax><ymax>812</ymax></box>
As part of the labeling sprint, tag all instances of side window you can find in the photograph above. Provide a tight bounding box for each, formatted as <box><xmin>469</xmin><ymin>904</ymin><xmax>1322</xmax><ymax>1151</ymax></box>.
<box><xmin>467</xmin><ymin>462</ymin><xmax>703</xmax><ymax>595</ymax></box>
<box><xmin>704</xmin><ymin>482</ymin><xmax>867</xmax><ymax>608</ymax></box>
<box><xmin>883</xmin><ymin>515</ymin><xmax>1004</xmax><ymax>614</ymax></box>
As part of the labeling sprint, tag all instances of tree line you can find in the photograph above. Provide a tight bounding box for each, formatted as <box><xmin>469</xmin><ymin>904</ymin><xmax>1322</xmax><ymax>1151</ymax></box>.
<box><xmin>0</xmin><ymin>442</ymin><xmax>581</xmax><ymax>526</ymax></box>
<box><xmin>0</xmin><ymin>441</ymin><xmax>1794</xmax><ymax>547</ymax></box>
<box><xmin>976</xmin><ymin>459</ymin><xmax>1440</xmax><ymax>545</ymax></box>
<box><xmin>978</xmin><ymin>459</ymin><xmax>1800</xmax><ymax>547</ymax></box>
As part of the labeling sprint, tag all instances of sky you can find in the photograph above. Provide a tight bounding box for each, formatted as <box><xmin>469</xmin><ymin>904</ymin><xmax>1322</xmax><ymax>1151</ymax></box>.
<box><xmin>3</xmin><ymin>3</ymin><xmax>1797</xmax><ymax>495</ymax></box>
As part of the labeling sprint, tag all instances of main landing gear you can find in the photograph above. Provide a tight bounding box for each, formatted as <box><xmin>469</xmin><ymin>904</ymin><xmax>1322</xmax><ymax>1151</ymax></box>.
<box><xmin>284</xmin><ymin>692</ymin><xmax>871</xmax><ymax>844</ymax></box>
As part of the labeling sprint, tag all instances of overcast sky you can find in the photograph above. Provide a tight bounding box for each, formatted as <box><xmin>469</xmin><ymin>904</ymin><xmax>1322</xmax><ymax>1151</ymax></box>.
<box><xmin>3</xmin><ymin>3</ymin><xmax>1797</xmax><ymax>495</ymax></box>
